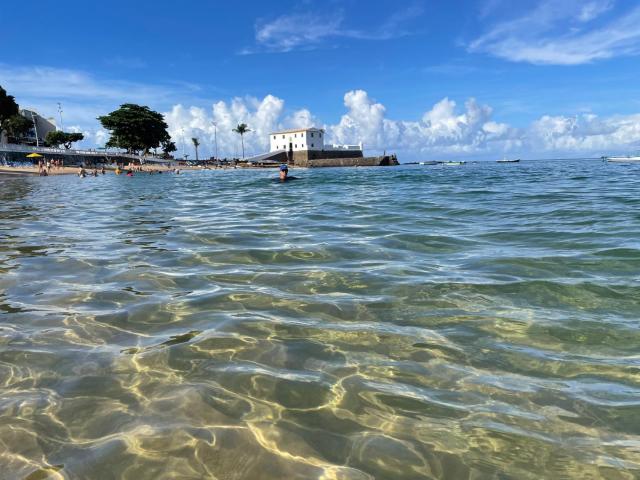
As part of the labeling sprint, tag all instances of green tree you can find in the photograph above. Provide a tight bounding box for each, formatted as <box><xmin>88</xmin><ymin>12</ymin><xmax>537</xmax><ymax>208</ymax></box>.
<box><xmin>161</xmin><ymin>140</ymin><xmax>177</xmax><ymax>157</ymax></box>
<box><xmin>4</xmin><ymin>115</ymin><xmax>32</xmax><ymax>143</ymax></box>
<box><xmin>0</xmin><ymin>86</ymin><xmax>20</xmax><ymax>141</ymax></box>
<box><xmin>45</xmin><ymin>131</ymin><xmax>84</xmax><ymax>149</ymax></box>
<box><xmin>97</xmin><ymin>104</ymin><xmax>170</xmax><ymax>154</ymax></box>
<box><xmin>232</xmin><ymin>123</ymin><xmax>250</xmax><ymax>159</ymax></box>
<box><xmin>191</xmin><ymin>137</ymin><xmax>200</xmax><ymax>161</ymax></box>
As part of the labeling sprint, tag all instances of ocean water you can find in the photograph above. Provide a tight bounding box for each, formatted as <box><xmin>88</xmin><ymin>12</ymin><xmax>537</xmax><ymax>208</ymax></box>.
<box><xmin>1</xmin><ymin>160</ymin><xmax>640</xmax><ymax>479</ymax></box>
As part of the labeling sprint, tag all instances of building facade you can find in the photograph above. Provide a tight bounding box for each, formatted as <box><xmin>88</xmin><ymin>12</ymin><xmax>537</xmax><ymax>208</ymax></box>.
<box><xmin>19</xmin><ymin>109</ymin><xmax>57</xmax><ymax>146</ymax></box>
<box><xmin>269</xmin><ymin>128</ymin><xmax>325</xmax><ymax>152</ymax></box>
<box><xmin>269</xmin><ymin>127</ymin><xmax>363</xmax><ymax>164</ymax></box>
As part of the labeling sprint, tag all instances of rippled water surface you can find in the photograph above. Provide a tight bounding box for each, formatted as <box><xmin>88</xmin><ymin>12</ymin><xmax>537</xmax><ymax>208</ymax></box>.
<box><xmin>2</xmin><ymin>160</ymin><xmax>640</xmax><ymax>479</ymax></box>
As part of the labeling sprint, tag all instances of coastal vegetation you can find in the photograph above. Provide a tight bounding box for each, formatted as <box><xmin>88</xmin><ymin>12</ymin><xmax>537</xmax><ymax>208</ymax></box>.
<box><xmin>98</xmin><ymin>104</ymin><xmax>170</xmax><ymax>155</ymax></box>
<box><xmin>45</xmin><ymin>131</ymin><xmax>84</xmax><ymax>149</ymax></box>
<box><xmin>233</xmin><ymin>123</ymin><xmax>250</xmax><ymax>158</ymax></box>
<box><xmin>192</xmin><ymin>137</ymin><xmax>200</xmax><ymax>161</ymax></box>
<box><xmin>161</xmin><ymin>140</ymin><xmax>177</xmax><ymax>157</ymax></box>
<box><xmin>4</xmin><ymin>114</ymin><xmax>32</xmax><ymax>142</ymax></box>
<box><xmin>0</xmin><ymin>85</ymin><xmax>31</xmax><ymax>143</ymax></box>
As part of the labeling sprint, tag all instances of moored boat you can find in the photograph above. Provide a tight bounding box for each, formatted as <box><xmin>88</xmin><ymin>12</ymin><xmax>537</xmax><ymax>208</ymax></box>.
<box><xmin>497</xmin><ymin>158</ymin><xmax>520</xmax><ymax>163</ymax></box>
<box><xmin>605</xmin><ymin>155</ymin><xmax>640</xmax><ymax>163</ymax></box>
<box><xmin>443</xmin><ymin>161</ymin><xmax>466</xmax><ymax>166</ymax></box>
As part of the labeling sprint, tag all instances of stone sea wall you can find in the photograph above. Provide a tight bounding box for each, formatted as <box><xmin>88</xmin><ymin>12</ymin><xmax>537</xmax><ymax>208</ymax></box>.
<box><xmin>300</xmin><ymin>155</ymin><xmax>399</xmax><ymax>168</ymax></box>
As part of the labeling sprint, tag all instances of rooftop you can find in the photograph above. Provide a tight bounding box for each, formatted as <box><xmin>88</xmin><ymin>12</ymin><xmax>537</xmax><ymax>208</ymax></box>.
<box><xmin>270</xmin><ymin>127</ymin><xmax>324</xmax><ymax>135</ymax></box>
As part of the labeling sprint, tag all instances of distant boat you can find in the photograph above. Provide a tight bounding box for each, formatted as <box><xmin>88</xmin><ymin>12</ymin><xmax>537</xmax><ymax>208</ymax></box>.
<box><xmin>443</xmin><ymin>161</ymin><xmax>466</xmax><ymax>166</ymax></box>
<box><xmin>605</xmin><ymin>155</ymin><xmax>640</xmax><ymax>163</ymax></box>
<box><xmin>419</xmin><ymin>161</ymin><xmax>441</xmax><ymax>165</ymax></box>
<box><xmin>497</xmin><ymin>158</ymin><xmax>520</xmax><ymax>163</ymax></box>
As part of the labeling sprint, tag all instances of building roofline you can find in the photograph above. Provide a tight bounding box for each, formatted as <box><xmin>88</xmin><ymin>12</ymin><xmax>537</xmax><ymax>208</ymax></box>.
<box><xmin>270</xmin><ymin>127</ymin><xmax>324</xmax><ymax>135</ymax></box>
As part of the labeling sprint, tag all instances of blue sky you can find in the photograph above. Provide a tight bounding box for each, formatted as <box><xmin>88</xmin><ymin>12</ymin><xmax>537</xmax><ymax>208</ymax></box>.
<box><xmin>2</xmin><ymin>0</ymin><xmax>640</xmax><ymax>160</ymax></box>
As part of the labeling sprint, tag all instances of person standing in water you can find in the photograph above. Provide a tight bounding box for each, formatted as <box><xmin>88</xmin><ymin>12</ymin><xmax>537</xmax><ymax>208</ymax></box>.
<box><xmin>278</xmin><ymin>164</ymin><xmax>298</xmax><ymax>181</ymax></box>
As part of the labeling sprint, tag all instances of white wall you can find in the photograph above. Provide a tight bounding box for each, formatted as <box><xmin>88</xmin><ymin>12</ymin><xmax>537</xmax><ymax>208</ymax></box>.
<box><xmin>20</xmin><ymin>109</ymin><xmax>57</xmax><ymax>144</ymax></box>
<box><xmin>269</xmin><ymin>129</ymin><xmax>325</xmax><ymax>152</ymax></box>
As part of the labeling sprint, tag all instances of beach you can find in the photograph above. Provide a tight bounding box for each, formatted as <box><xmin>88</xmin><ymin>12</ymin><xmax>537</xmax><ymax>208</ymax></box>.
<box><xmin>0</xmin><ymin>163</ymin><xmax>208</xmax><ymax>176</ymax></box>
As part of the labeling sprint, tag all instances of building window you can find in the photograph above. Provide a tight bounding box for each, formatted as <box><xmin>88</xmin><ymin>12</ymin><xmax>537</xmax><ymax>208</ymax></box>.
<box><xmin>319</xmin><ymin>132</ymin><xmax>322</xmax><ymax>138</ymax></box>
<box><xmin>295</xmin><ymin>144</ymin><xmax>297</xmax><ymax>148</ymax></box>
<box><xmin>311</xmin><ymin>143</ymin><xmax>314</xmax><ymax>147</ymax></box>
<box><xmin>282</xmin><ymin>135</ymin><xmax>285</xmax><ymax>139</ymax></box>
<box><xmin>301</xmin><ymin>144</ymin><xmax>304</xmax><ymax>148</ymax></box>
<box><xmin>311</xmin><ymin>133</ymin><xmax>314</xmax><ymax>137</ymax></box>
<box><xmin>273</xmin><ymin>135</ymin><xmax>276</xmax><ymax>140</ymax></box>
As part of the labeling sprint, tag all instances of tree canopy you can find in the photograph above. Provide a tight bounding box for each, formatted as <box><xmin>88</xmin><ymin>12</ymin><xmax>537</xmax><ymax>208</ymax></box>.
<box><xmin>0</xmin><ymin>85</ymin><xmax>20</xmax><ymax>140</ymax></box>
<box><xmin>97</xmin><ymin>104</ymin><xmax>170</xmax><ymax>154</ymax></box>
<box><xmin>161</xmin><ymin>140</ymin><xmax>177</xmax><ymax>155</ymax></box>
<box><xmin>233</xmin><ymin>123</ymin><xmax>250</xmax><ymax>135</ymax></box>
<box><xmin>4</xmin><ymin>114</ymin><xmax>32</xmax><ymax>143</ymax></box>
<box><xmin>191</xmin><ymin>137</ymin><xmax>200</xmax><ymax>161</ymax></box>
<box><xmin>45</xmin><ymin>131</ymin><xmax>84</xmax><ymax>149</ymax></box>
<box><xmin>233</xmin><ymin>123</ymin><xmax>250</xmax><ymax>158</ymax></box>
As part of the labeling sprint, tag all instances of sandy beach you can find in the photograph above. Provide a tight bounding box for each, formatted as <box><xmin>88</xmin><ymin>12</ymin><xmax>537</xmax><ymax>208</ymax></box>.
<box><xmin>0</xmin><ymin>164</ymin><xmax>206</xmax><ymax>176</ymax></box>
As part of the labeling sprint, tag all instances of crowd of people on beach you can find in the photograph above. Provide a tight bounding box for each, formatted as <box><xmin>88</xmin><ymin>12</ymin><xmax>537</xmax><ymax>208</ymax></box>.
<box><xmin>38</xmin><ymin>158</ymin><xmax>65</xmax><ymax>176</ymax></box>
<box><xmin>76</xmin><ymin>164</ymin><xmax>181</xmax><ymax>177</ymax></box>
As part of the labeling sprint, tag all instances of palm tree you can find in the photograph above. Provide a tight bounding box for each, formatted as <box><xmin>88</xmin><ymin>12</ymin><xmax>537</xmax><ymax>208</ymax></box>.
<box><xmin>191</xmin><ymin>137</ymin><xmax>200</xmax><ymax>162</ymax></box>
<box><xmin>232</xmin><ymin>123</ymin><xmax>250</xmax><ymax>158</ymax></box>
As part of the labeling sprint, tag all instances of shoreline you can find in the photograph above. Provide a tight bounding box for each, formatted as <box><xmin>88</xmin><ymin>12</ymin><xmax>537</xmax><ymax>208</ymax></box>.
<box><xmin>0</xmin><ymin>164</ymin><xmax>210</xmax><ymax>176</ymax></box>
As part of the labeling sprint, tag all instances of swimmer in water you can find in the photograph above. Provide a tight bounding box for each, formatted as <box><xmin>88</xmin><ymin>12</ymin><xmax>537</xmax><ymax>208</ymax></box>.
<box><xmin>278</xmin><ymin>164</ymin><xmax>298</xmax><ymax>181</ymax></box>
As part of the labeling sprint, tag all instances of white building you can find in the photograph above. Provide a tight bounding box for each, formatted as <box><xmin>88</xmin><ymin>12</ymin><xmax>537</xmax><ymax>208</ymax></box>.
<box><xmin>269</xmin><ymin>127</ymin><xmax>362</xmax><ymax>153</ymax></box>
<box><xmin>269</xmin><ymin>128</ymin><xmax>325</xmax><ymax>152</ymax></box>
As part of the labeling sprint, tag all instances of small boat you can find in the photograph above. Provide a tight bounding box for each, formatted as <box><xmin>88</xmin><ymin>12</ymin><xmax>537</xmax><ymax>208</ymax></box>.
<box><xmin>497</xmin><ymin>158</ymin><xmax>520</xmax><ymax>163</ymax></box>
<box><xmin>605</xmin><ymin>155</ymin><xmax>640</xmax><ymax>163</ymax></box>
<box><xmin>443</xmin><ymin>161</ymin><xmax>466</xmax><ymax>166</ymax></box>
<box><xmin>419</xmin><ymin>161</ymin><xmax>441</xmax><ymax>165</ymax></box>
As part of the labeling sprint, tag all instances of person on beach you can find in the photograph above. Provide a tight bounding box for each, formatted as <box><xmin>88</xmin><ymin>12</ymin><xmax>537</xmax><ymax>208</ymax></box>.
<box><xmin>78</xmin><ymin>167</ymin><xmax>86</xmax><ymax>178</ymax></box>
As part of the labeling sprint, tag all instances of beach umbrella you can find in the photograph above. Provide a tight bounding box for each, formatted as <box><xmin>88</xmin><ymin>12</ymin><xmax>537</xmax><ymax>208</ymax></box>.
<box><xmin>26</xmin><ymin>153</ymin><xmax>43</xmax><ymax>158</ymax></box>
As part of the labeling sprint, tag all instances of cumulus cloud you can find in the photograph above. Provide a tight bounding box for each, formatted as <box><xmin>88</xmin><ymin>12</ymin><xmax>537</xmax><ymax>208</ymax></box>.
<box><xmin>164</xmin><ymin>94</ymin><xmax>305</xmax><ymax>158</ymax></box>
<box><xmin>528</xmin><ymin>113</ymin><xmax>640</xmax><ymax>153</ymax></box>
<box><xmin>7</xmin><ymin>63</ymin><xmax>639</xmax><ymax>160</ymax></box>
<box><xmin>160</xmin><ymin>89</ymin><xmax>640</xmax><ymax>160</ymax></box>
<box><xmin>328</xmin><ymin>90</ymin><xmax>519</xmax><ymax>156</ymax></box>
<box><xmin>469</xmin><ymin>0</ymin><xmax>640</xmax><ymax>65</ymax></box>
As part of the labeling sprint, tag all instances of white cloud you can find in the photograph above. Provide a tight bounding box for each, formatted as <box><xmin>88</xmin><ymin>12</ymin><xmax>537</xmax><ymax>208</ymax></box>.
<box><xmin>528</xmin><ymin>113</ymin><xmax>640</xmax><ymax>153</ymax></box>
<box><xmin>246</xmin><ymin>4</ymin><xmax>423</xmax><ymax>53</ymax></box>
<box><xmin>161</xmin><ymin>89</ymin><xmax>640</xmax><ymax>160</ymax></box>
<box><xmin>328</xmin><ymin>91</ymin><xmax>519</xmax><ymax>156</ymax></box>
<box><xmin>0</xmin><ymin>64</ymin><xmax>206</xmax><ymax>132</ymax></box>
<box><xmin>469</xmin><ymin>0</ymin><xmax>640</xmax><ymax>65</ymax></box>
<box><xmin>3</xmin><ymin>63</ymin><xmax>640</xmax><ymax>159</ymax></box>
<box><xmin>164</xmin><ymin>94</ymin><xmax>304</xmax><ymax>158</ymax></box>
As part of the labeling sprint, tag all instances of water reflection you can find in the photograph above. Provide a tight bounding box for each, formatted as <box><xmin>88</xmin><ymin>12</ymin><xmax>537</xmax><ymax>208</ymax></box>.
<box><xmin>1</xmin><ymin>161</ymin><xmax>640</xmax><ymax>479</ymax></box>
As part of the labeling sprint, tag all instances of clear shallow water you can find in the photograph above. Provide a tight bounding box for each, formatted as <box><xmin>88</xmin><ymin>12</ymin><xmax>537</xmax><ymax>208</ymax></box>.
<box><xmin>1</xmin><ymin>160</ymin><xmax>640</xmax><ymax>479</ymax></box>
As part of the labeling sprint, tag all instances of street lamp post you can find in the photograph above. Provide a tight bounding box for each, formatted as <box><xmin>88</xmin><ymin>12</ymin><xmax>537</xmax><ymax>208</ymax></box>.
<box><xmin>212</xmin><ymin>121</ymin><xmax>218</xmax><ymax>160</ymax></box>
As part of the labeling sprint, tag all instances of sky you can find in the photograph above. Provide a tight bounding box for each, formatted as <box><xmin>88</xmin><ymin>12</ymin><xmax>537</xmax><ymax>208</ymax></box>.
<box><xmin>1</xmin><ymin>0</ymin><xmax>640</xmax><ymax>161</ymax></box>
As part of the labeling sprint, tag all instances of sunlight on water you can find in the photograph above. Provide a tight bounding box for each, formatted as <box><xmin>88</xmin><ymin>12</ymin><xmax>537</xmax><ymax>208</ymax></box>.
<box><xmin>1</xmin><ymin>160</ymin><xmax>640</xmax><ymax>479</ymax></box>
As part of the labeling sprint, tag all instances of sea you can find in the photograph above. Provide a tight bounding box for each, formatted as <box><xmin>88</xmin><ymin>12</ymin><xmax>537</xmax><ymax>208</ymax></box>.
<box><xmin>1</xmin><ymin>159</ymin><xmax>640</xmax><ymax>479</ymax></box>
